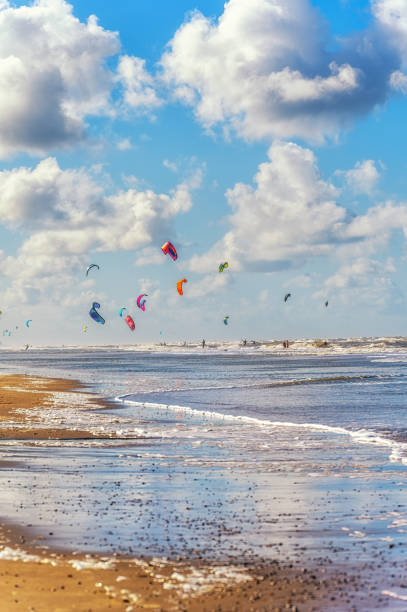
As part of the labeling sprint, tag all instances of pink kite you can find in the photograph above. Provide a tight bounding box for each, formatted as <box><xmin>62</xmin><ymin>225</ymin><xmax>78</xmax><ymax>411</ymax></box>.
<box><xmin>137</xmin><ymin>294</ymin><xmax>147</xmax><ymax>311</ymax></box>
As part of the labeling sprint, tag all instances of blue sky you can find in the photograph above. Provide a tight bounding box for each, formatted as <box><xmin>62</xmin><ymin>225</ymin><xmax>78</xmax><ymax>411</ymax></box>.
<box><xmin>0</xmin><ymin>0</ymin><xmax>407</xmax><ymax>345</ymax></box>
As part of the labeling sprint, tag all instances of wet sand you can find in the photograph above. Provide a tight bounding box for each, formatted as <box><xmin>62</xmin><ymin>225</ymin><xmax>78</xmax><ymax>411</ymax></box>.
<box><xmin>0</xmin><ymin>374</ymin><xmax>109</xmax><ymax>440</ymax></box>
<box><xmin>0</xmin><ymin>375</ymin><xmax>393</xmax><ymax>610</ymax></box>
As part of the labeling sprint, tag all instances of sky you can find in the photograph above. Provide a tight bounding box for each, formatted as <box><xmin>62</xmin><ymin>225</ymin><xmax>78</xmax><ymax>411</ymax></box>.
<box><xmin>1</xmin><ymin>0</ymin><xmax>407</xmax><ymax>346</ymax></box>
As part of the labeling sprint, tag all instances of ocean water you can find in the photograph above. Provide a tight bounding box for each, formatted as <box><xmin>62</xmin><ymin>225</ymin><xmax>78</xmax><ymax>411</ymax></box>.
<box><xmin>0</xmin><ymin>340</ymin><xmax>407</xmax><ymax>606</ymax></box>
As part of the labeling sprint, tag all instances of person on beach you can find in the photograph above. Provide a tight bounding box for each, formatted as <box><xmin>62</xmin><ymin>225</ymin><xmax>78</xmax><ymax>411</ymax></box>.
<box><xmin>202</xmin><ymin>339</ymin><xmax>206</xmax><ymax>348</ymax></box>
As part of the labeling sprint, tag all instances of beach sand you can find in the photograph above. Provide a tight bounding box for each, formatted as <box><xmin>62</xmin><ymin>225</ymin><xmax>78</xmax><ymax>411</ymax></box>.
<box><xmin>0</xmin><ymin>375</ymin><xmax>389</xmax><ymax>610</ymax></box>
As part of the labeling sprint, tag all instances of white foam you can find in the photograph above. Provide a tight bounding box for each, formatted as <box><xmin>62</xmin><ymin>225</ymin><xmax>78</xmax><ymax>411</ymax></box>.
<box><xmin>116</xmin><ymin>397</ymin><xmax>407</xmax><ymax>466</ymax></box>
<box><xmin>2</xmin><ymin>336</ymin><xmax>407</xmax><ymax>355</ymax></box>
<box><xmin>68</xmin><ymin>556</ymin><xmax>116</xmax><ymax>570</ymax></box>
<box><xmin>163</xmin><ymin>566</ymin><xmax>252</xmax><ymax>596</ymax></box>
<box><xmin>0</xmin><ymin>546</ymin><xmax>56</xmax><ymax>565</ymax></box>
<box><xmin>382</xmin><ymin>590</ymin><xmax>407</xmax><ymax>601</ymax></box>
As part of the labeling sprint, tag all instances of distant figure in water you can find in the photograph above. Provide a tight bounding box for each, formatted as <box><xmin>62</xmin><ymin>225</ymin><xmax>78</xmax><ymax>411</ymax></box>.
<box><xmin>283</xmin><ymin>340</ymin><xmax>290</xmax><ymax>348</ymax></box>
<box><xmin>243</xmin><ymin>339</ymin><xmax>247</xmax><ymax>346</ymax></box>
<box><xmin>202</xmin><ymin>339</ymin><xmax>206</xmax><ymax>348</ymax></box>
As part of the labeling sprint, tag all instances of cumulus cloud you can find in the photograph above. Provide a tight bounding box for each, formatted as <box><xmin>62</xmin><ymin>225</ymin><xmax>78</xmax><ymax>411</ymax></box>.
<box><xmin>0</xmin><ymin>0</ymin><xmax>121</xmax><ymax>156</ymax></box>
<box><xmin>289</xmin><ymin>273</ymin><xmax>314</xmax><ymax>289</ymax></box>
<box><xmin>389</xmin><ymin>69</ymin><xmax>407</xmax><ymax>93</ymax></box>
<box><xmin>163</xmin><ymin>159</ymin><xmax>178</xmax><ymax>172</ymax></box>
<box><xmin>316</xmin><ymin>257</ymin><xmax>397</xmax><ymax>306</ymax></box>
<box><xmin>160</xmin><ymin>0</ymin><xmax>407</xmax><ymax>142</ymax></box>
<box><xmin>373</xmin><ymin>0</ymin><xmax>407</xmax><ymax>61</ymax></box>
<box><xmin>324</xmin><ymin>258</ymin><xmax>395</xmax><ymax>289</ymax></box>
<box><xmin>0</xmin><ymin>158</ymin><xmax>103</xmax><ymax>230</ymax></box>
<box><xmin>134</xmin><ymin>247</ymin><xmax>166</xmax><ymax>267</ymax></box>
<box><xmin>0</xmin><ymin>0</ymin><xmax>163</xmax><ymax>157</ymax></box>
<box><xmin>187</xmin><ymin>273</ymin><xmax>230</xmax><ymax>298</ymax></box>
<box><xmin>117</xmin><ymin>55</ymin><xmax>163</xmax><ymax>112</ymax></box>
<box><xmin>188</xmin><ymin>141</ymin><xmax>407</xmax><ymax>275</ymax></box>
<box><xmin>117</xmin><ymin>138</ymin><xmax>133</xmax><ymax>150</ymax></box>
<box><xmin>339</xmin><ymin>159</ymin><xmax>381</xmax><ymax>195</ymax></box>
<box><xmin>0</xmin><ymin>157</ymin><xmax>198</xmax><ymax>305</ymax></box>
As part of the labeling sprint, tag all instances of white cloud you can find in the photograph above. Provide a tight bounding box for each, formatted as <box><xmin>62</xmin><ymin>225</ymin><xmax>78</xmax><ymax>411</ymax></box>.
<box><xmin>373</xmin><ymin>0</ymin><xmax>407</xmax><ymax>61</ymax></box>
<box><xmin>317</xmin><ymin>257</ymin><xmax>397</xmax><ymax>305</ymax></box>
<box><xmin>188</xmin><ymin>141</ymin><xmax>407</xmax><ymax>275</ymax></box>
<box><xmin>0</xmin><ymin>1</ymin><xmax>164</xmax><ymax>157</ymax></box>
<box><xmin>340</xmin><ymin>201</ymin><xmax>407</xmax><ymax>241</ymax></box>
<box><xmin>117</xmin><ymin>55</ymin><xmax>162</xmax><ymax>112</ymax></box>
<box><xmin>187</xmin><ymin>273</ymin><xmax>230</xmax><ymax>298</ymax></box>
<box><xmin>161</xmin><ymin>0</ymin><xmax>407</xmax><ymax>142</ymax></box>
<box><xmin>189</xmin><ymin>141</ymin><xmax>343</xmax><ymax>272</ymax></box>
<box><xmin>0</xmin><ymin>157</ymin><xmax>103</xmax><ymax>230</ymax></box>
<box><xmin>389</xmin><ymin>70</ymin><xmax>407</xmax><ymax>93</ymax></box>
<box><xmin>0</xmin><ymin>0</ymin><xmax>120</xmax><ymax>156</ymax></box>
<box><xmin>134</xmin><ymin>246</ymin><xmax>169</xmax><ymax>267</ymax></box>
<box><xmin>163</xmin><ymin>159</ymin><xmax>178</xmax><ymax>172</ymax></box>
<box><xmin>117</xmin><ymin>138</ymin><xmax>133</xmax><ymax>150</ymax></box>
<box><xmin>289</xmin><ymin>274</ymin><xmax>314</xmax><ymax>288</ymax></box>
<box><xmin>339</xmin><ymin>159</ymin><xmax>381</xmax><ymax>195</ymax></box>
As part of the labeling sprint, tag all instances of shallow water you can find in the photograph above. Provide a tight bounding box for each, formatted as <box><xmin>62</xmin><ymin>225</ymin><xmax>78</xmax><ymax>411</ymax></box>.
<box><xmin>0</xmin><ymin>343</ymin><xmax>407</xmax><ymax>606</ymax></box>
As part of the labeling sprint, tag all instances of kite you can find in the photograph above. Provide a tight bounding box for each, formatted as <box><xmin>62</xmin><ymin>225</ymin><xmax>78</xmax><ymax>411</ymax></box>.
<box><xmin>26</xmin><ymin>320</ymin><xmax>32</xmax><ymax>328</ymax></box>
<box><xmin>219</xmin><ymin>262</ymin><xmax>228</xmax><ymax>273</ymax></box>
<box><xmin>89</xmin><ymin>302</ymin><xmax>105</xmax><ymax>325</ymax></box>
<box><xmin>86</xmin><ymin>264</ymin><xmax>100</xmax><ymax>277</ymax></box>
<box><xmin>83</xmin><ymin>326</ymin><xmax>87</xmax><ymax>332</ymax></box>
<box><xmin>284</xmin><ymin>293</ymin><xmax>291</xmax><ymax>303</ymax></box>
<box><xmin>224</xmin><ymin>316</ymin><xmax>229</xmax><ymax>325</ymax></box>
<box><xmin>119</xmin><ymin>307</ymin><xmax>127</xmax><ymax>317</ymax></box>
<box><xmin>177</xmin><ymin>279</ymin><xmax>187</xmax><ymax>295</ymax></box>
<box><xmin>324</xmin><ymin>301</ymin><xmax>329</xmax><ymax>307</ymax></box>
<box><xmin>137</xmin><ymin>294</ymin><xmax>148</xmax><ymax>311</ymax></box>
<box><xmin>161</xmin><ymin>241</ymin><xmax>178</xmax><ymax>261</ymax></box>
<box><xmin>125</xmin><ymin>315</ymin><xmax>135</xmax><ymax>331</ymax></box>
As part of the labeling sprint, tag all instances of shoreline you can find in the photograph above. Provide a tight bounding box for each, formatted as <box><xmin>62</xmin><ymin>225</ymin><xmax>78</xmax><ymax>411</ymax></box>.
<box><xmin>0</xmin><ymin>373</ymin><xmax>121</xmax><ymax>441</ymax></box>
<box><xmin>0</xmin><ymin>373</ymin><xmax>399</xmax><ymax>610</ymax></box>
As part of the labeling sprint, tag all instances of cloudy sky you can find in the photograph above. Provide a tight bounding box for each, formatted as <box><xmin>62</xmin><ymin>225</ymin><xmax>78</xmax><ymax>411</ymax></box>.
<box><xmin>1</xmin><ymin>0</ymin><xmax>407</xmax><ymax>345</ymax></box>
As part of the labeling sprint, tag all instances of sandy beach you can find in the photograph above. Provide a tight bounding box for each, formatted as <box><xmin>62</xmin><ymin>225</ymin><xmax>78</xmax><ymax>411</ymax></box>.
<box><xmin>0</xmin><ymin>373</ymin><xmax>400</xmax><ymax>610</ymax></box>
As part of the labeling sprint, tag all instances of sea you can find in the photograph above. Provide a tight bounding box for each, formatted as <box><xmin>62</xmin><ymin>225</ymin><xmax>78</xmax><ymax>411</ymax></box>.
<box><xmin>0</xmin><ymin>337</ymin><xmax>407</xmax><ymax>607</ymax></box>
